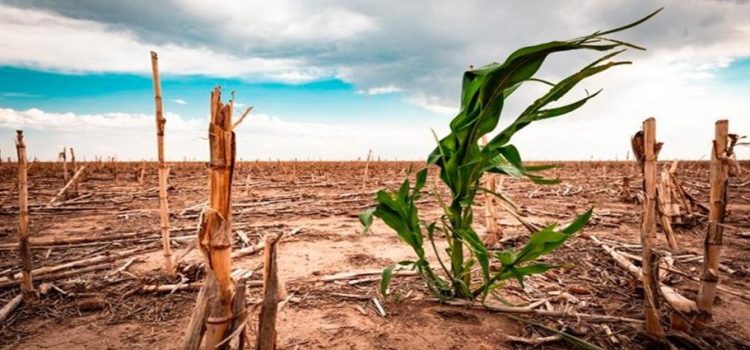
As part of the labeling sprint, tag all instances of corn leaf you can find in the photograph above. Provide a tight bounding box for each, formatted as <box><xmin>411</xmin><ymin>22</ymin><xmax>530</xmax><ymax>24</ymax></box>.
<box><xmin>380</xmin><ymin>264</ymin><xmax>396</xmax><ymax>297</ymax></box>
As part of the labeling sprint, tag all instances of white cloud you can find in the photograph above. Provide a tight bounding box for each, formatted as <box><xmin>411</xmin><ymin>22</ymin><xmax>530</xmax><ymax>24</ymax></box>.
<box><xmin>172</xmin><ymin>99</ymin><xmax>187</xmax><ymax>105</ymax></box>
<box><xmin>0</xmin><ymin>4</ymin><xmax>325</xmax><ymax>82</ymax></box>
<box><xmin>406</xmin><ymin>94</ymin><xmax>458</xmax><ymax>115</ymax></box>
<box><xmin>357</xmin><ymin>85</ymin><xmax>402</xmax><ymax>95</ymax></box>
<box><xmin>504</xmin><ymin>52</ymin><xmax>750</xmax><ymax>161</ymax></box>
<box><xmin>0</xmin><ymin>108</ymin><xmax>444</xmax><ymax>161</ymax></box>
<box><xmin>177</xmin><ymin>1</ymin><xmax>377</xmax><ymax>42</ymax></box>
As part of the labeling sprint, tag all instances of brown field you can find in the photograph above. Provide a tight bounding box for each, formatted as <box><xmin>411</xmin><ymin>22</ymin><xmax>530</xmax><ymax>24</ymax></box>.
<box><xmin>1</xmin><ymin>160</ymin><xmax>749</xmax><ymax>349</ymax></box>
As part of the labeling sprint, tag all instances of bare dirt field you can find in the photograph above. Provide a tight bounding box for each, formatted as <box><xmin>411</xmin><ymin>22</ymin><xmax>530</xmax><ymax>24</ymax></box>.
<box><xmin>1</xmin><ymin>160</ymin><xmax>749</xmax><ymax>349</ymax></box>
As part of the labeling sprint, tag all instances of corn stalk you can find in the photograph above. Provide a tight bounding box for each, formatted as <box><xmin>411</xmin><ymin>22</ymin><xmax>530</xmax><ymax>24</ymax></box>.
<box><xmin>697</xmin><ymin>120</ymin><xmax>732</xmax><ymax>322</ymax></box>
<box><xmin>362</xmin><ymin>10</ymin><xmax>660</xmax><ymax>300</ymax></box>
<box><xmin>150</xmin><ymin>51</ymin><xmax>174</xmax><ymax>277</ymax></box>
<box><xmin>632</xmin><ymin>118</ymin><xmax>665</xmax><ymax>337</ymax></box>
<box><xmin>198</xmin><ymin>87</ymin><xmax>238</xmax><ymax>349</ymax></box>
<box><xmin>15</xmin><ymin>130</ymin><xmax>34</xmax><ymax>299</ymax></box>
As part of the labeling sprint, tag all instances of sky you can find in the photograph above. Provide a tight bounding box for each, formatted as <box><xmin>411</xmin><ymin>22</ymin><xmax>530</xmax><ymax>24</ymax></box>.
<box><xmin>0</xmin><ymin>0</ymin><xmax>748</xmax><ymax>161</ymax></box>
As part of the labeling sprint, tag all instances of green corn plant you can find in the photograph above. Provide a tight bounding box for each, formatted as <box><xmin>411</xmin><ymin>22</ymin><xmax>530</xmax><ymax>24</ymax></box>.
<box><xmin>361</xmin><ymin>9</ymin><xmax>660</xmax><ymax>300</ymax></box>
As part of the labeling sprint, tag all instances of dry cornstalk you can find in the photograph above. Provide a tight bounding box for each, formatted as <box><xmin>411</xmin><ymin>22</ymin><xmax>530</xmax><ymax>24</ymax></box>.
<box><xmin>0</xmin><ymin>230</ymin><xmax>171</xmax><ymax>249</ymax></box>
<box><xmin>587</xmin><ymin>234</ymin><xmax>697</xmax><ymax>314</ymax></box>
<box><xmin>143</xmin><ymin>280</ymin><xmax>263</xmax><ymax>293</ymax></box>
<box><xmin>631</xmin><ymin>118</ymin><xmax>665</xmax><ymax>338</ymax></box>
<box><xmin>112</xmin><ymin>157</ymin><xmax>119</xmax><ymax>180</ymax></box>
<box><xmin>232</xmin><ymin>226</ymin><xmax>302</xmax><ymax>259</ymax></box>
<box><xmin>49</xmin><ymin>166</ymin><xmax>86</xmax><ymax>204</ymax></box>
<box><xmin>70</xmin><ymin>147</ymin><xmax>76</xmax><ymax>169</ymax></box>
<box><xmin>60</xmin><ymin>147</ymin><xmax>69</xmax><ymax>182</ymax></box>
<box><xmin>257</xmin><ymin>233</ymin><xmax>284</xmax><ymax>350</ymax></box>
<box><xmin>667</xmin><ymin>163</ymin><xmax>693</xmax><ymax>217</ymax></box>
<box><xmin>151</xmin><ymin>51</ymin><xmax>174</xmax><ymax>277</ymax></box>
<box><xmin>656</xmin><ymin>168</ymin><xmax>678</xmax><ymax>249</ymax></box>
<box><xmin>0</xmin><ymin>245</ymin><xmax>154</xmax><ymax>288</ymax></box>
<box><xmin>481</xmin><ymin>136</ymin><xmax>501</xmax><ymax>246</ymax></box>
<box><xmin>15</xmin><ymin>130</ymin><xmax>34</xmax><ymax>298</ymax></box>
<box><xmin>142</xmin><ymin>282</ymin><xmax>204</xmax><ymax>293</ymax></box>
<box><xmin>697</xmin><ymin>120</ymin><xmax>731</xmax><ymax>323</ymax></box>
<box><xmin>182</xmin><ymin>272</ymin><xmax>214</xmax><ymax>350</ymax></box>
<box><xmin>616</xmin><ymin>247</ymin><xmax>749</xmax><ymax>301</ymax></box>
<box><xmin>0</xmin><ymin>294</ymin><xmax>22</xmax><ymax>322</ymax></box>
<box><xmin>138</xmin><ymin>161</ymin><xmax>146</xmax><ymax>185</ymax></box>
<box><xmin>196</xmin><ymin>87</ymin><xmax>238</xmax><ymax>349</ymax></box>
<box><xmin>361</xmin><ymin>149</ymin><xmax>372</xmax><ymax>190</ymax></box>
<box><xmin>0</xmin><ymin>264</ymin><xmax>110</xmax><ymax>289</ymax></box>
<box><xmin>225</xmin><ymin>278</ymin><xmax>248</xmax><ymax>350</ymax></box>
<box><xmin>69</xmin><ymin>148</ymin><xmax>78</xmax><ymax>197</ymax></box>
<box><xmin>0</xmin><ymin>181</ymin><xmax>18</xmax><ymax>208</ymax></box>
<box><xmin>505</xmin><ymin>335</ymin><xmax>561</xmax><ymax>346</ymax></box>
<box><xmin>443</xmin><ymin>299</ymin><xmax>644</xmax><ymax>324</ymax></box>
<box><xmin>320</xmin><ymin>268</ymin><xmax>417</xmax><ymax>282</ymax></box>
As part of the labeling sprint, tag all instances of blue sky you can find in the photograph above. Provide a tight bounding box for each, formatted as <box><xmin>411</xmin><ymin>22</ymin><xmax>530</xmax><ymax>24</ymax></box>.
<box><xmin>718</xmin><ymin>58</ymin><xmax>750</xmax><ymax>87</ymax></box>
<box><xmin>0</xmin><ymin>67</ymin><xmax>432</xmax><ymax>124</ymax></box>
<box><xmin>0</xmin><ymin>1</ymin><xmax>748</xmax><ymax>161</ymax></box>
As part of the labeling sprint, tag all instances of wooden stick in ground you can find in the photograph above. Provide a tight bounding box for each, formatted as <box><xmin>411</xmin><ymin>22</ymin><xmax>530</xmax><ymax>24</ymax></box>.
<box><xmin>197</xmin><ymin>87</ymin><xmax>237</xmax><ymax>349</ymax></box>
<box><xmin>49</xmin><ymin>166</ymin><xmax>86</xmax><ymax>204</ymax></box>
<box><xmin>151</xmin><ymin>51</ymin><xmax>174</xmax><ymax>277</ymax></box>
<box><xmin>697</xmin><ymin>119</ymin><xmax>730</xmax><ymax>323</ymax></box>
<box><xmin>631</xmin><ymin>118</ymin><xmax>665</xmax><ymax>338</ymax></box>
<box><xmin>15</xmin><ymin>130</ymin><xmax>34</xmax><ymax>298</ymax></box>
<box><xmin>257</xmin><ymin>233</ymin><xmax>284</xmax><ymax>350</ymax></box>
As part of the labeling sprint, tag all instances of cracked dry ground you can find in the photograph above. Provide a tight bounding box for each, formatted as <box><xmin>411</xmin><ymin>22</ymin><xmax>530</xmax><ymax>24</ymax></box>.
<box><xmin>1</xmin><ymin>161</ymin><xmax>749</xmax><ymax>349</ymax></box>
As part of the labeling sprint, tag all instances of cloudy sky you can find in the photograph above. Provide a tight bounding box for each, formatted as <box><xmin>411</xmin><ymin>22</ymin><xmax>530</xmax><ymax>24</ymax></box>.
<box><xmin>0</xmin><ymin>0</ymin><xmax>748</xmax><ymax>161</ymax></box>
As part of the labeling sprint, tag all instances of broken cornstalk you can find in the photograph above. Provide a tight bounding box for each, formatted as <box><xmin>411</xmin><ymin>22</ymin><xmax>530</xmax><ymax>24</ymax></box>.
<box><xmin>138</xmin><ymin>161</ymin><xmax>146</xmax><ymax>185</ymax></box>
<box><xmin>481</xmin><ymin>136</ymin><xmax>501</xmax><ymax>246</ymax></box>
<box><xmin>150</xmin><ymin>51</ymin><xmax>174</xmax><ymax>277</ymax></box>
<box><xmin>182</xmin><ymin>272</ymin><xmax>214</xmax><ymax>350</ymax></box>
<box><xmin>655</xmin><ymin>167</ymin><xmax>678</xmax><ymax>249</ymax></box>
<box><xmin>361</xmin><ymin>149</ymin><xmax>372</xmax><ymax>190</ymax></box>
<box><xmin>257</xmin><ymin>233</ymin><xmax>284</xmax><ymax>350</ymax></box>
<box><xmin>70</xmin><ymin>148</ymin><xmax>78</xmax><ymax>197</ymax></box>
<box><xmin>15</xmin><ymin>130</ymin><xmax>34</xmax><ymax>298</ymax></box>
<box><xmin>49</xmin><ymin>166</ymin><xmax>86</xmax><ymax>204</ymax></box>
<box><xmin>697</xmin><ymin>120</ymin><xmax>731</xmax><ymax>323</ymax></box>
<box><xmin>193</xmin><ymin>87</ymin><xmax>239</xmax><ymax>349</ymax></box>
<box><xmin>631</xmin><ymin>118</ymin><xmax>665</xmax><ymax>338</ymax></box>
<box><xmin>60</xmin><ymin>147</ymin><xmax>69</xmax><ymax>182</ymax></box>
<box><xmin>0</xmin><ymin>294</ymin><xmax>22</xmax><ymax>322</ymax></box>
